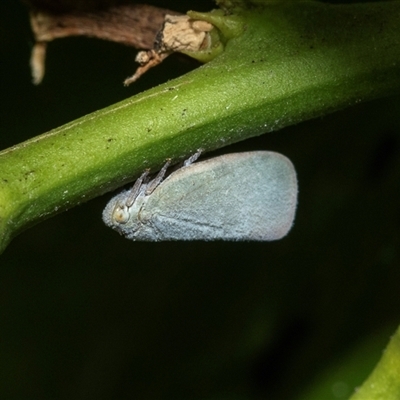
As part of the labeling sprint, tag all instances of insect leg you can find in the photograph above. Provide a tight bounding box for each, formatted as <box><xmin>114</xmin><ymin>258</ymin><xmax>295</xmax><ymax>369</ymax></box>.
<box><xmin>145</xmin><ymin>158</ymin><xmax>172</xmax><ymax>195</ymax></box>
<box><xmin>126</xmin><ymin>169</ymin><xmax>150</xmax><ymax>207</ymax></box>
<box><xmin>183</xmin><ymin>148</ymin><xmax>203</xmax><ymax>167</ymax></box>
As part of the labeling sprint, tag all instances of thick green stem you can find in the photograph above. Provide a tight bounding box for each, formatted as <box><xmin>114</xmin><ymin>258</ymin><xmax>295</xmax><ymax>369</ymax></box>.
<box><xmin>0</xmin><ymin>1</ymin><xmax>400</xmax><ymax>253</ymax></box>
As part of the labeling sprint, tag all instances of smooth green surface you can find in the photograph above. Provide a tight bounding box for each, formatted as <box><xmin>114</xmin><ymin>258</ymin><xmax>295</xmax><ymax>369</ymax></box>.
<box><xmin>0</xmin><ymin>1</ymin><xmax>400</xmax><ymax>253</ymax></box>
<box><xmin>350</xmin><ymin>326</ymin><xmax>400</xmax><ymax>400</ymax></box>
<box><xmin>294</xmin><ymin>324</ymin><xmax>398</xmax><ymax>400</ymax></box>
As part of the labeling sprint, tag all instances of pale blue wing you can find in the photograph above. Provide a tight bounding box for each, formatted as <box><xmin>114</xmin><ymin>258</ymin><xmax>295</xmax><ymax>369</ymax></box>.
<box><xmin>137</xmin><ymin>151</ymin><xmax>297</xmax><ymax>241</ymax></box>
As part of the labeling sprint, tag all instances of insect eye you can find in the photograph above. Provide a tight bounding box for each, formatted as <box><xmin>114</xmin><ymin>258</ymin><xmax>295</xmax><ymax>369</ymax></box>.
<box><xmin>112</xmin><ymin>204</ymin><xmax>130</xmax><ymax>224</ymax></box>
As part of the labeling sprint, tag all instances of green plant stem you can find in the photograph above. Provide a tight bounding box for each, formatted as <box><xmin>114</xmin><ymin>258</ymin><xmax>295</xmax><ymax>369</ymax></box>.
<box><xmin>1</xmin><ymin>1</ymin><xmax>400</xmax><ymax>253</ymax></box>
<box><xmin>349</xmin><ymin>325</ymin><xmax>400</xmax><ymax>400</ymax></box>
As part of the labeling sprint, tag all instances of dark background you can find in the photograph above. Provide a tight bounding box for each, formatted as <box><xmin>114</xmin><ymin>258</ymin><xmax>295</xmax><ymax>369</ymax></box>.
<box><xmin>1</xmin><ymin>0</ymin><xmax>399</xmax><ymax>399</ymax></box>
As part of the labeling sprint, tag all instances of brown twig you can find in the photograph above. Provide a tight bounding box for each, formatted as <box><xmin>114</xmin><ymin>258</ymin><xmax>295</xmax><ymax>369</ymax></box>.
<box><xmin>124</xmin><ymin>15</ymin><xmax>213</xmax><ymax>85</ymax></box>
<box><xmin>30</xmin><ymin>4</ymin><xmax>178</xmax><ymax>48</ymax></box>
<box><xmin>29</xmin><ymin>3</ymin><xmax>180</xmax><ymax>84</ymax></box>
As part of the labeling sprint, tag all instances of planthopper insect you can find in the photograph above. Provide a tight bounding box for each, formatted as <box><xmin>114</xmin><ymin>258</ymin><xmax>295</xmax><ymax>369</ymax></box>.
<box><xmin>102</xmin><ymin>151</ymin><xmax>298</xmax><ymax>241</ymax></box>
